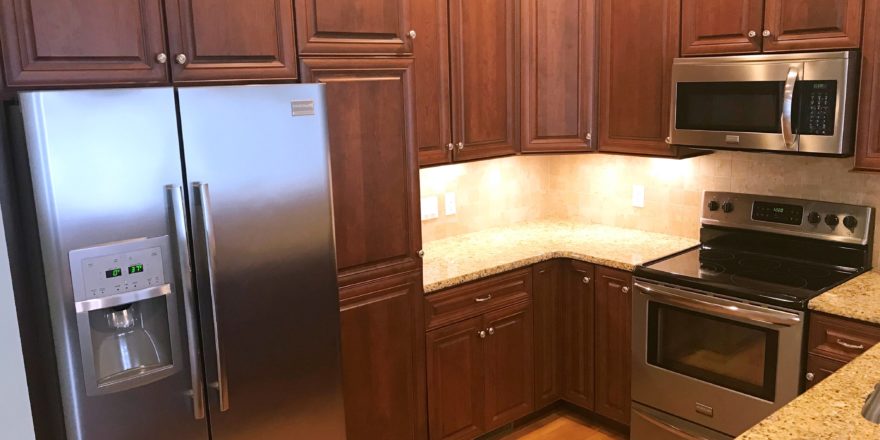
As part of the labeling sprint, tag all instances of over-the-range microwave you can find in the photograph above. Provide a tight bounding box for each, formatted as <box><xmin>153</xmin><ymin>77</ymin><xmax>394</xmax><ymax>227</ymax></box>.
<box><xmin>669</xmin><ymin>51</ymin><xmax>859</xmax><ymax>156</ymax></box>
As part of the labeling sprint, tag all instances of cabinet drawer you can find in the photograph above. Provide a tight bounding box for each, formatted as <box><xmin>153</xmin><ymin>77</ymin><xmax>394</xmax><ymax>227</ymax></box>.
<box><xmin>807</xmin><ymin>313</ymin><xmax>880</xmax><ymax>362</ymax></box>
<box><xmin>425</xmin><ymin>269</ymin><xmax>532</xmax><ymax>330</ymax></box>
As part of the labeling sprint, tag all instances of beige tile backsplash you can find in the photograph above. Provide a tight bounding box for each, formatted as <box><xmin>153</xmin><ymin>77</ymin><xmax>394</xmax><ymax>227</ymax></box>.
<box><xmin>420</xmin><ymin>152</ymin><xmax>880</xmax><ymax>266</ymax></box>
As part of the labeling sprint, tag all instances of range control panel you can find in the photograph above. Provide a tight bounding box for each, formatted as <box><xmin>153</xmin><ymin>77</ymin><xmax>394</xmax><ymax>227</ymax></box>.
<box><xmin>702</xmin><ymin>192</ymin><xmax>874</xmax><ymax>245</ymax></box>
<box><xmin>70</xmin><ymin>236</ymin><xmax>170</xmax><ymax>301</ymax></box>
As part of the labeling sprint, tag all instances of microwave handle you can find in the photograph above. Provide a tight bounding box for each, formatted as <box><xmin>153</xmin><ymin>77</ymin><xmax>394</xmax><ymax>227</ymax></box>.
<box><xmin>781</xmin><ymin>67</ymin><xmax>799</xmax><ymax>149</ymax></box>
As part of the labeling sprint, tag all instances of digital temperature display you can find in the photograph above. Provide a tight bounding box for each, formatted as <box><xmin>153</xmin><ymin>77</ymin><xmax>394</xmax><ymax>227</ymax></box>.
<box><xmin>128</xmin><ymin>264</ymin><xmax>144</xmax><ymax>274</ymax></box>
<box><xmin>105</xmin><ymin>268</ymin><xmax>122</xmax><ymax>278</ymax></box>
<box><xmin>752</xmin><ymin>201</ymin><xmax>804</xmax><ymax>225</ymax></box>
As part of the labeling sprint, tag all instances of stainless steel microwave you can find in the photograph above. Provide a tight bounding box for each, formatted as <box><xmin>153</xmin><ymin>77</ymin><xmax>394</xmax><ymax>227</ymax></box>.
<box><xmin>669</xmin><ymin>51</ymin><xmax>859</xmax><ymax>156</ymax></box>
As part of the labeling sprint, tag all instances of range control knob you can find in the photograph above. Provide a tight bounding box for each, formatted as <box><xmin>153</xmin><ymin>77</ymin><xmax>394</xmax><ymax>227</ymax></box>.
<box><xmin>825</xmin><ymin>214</ymin><xmax>840</xmax><ymax>228</ymax></box>
<box><xmin>807</xmin><ymin>212</ymin><xmax>822</xmax><ymax>224</ymax></box>
<box><xmin>722</xmin><ymin>201</ymin><xmax>734</xmax><ymax>213</ymax></box>
<box><xmin>708</xmin><ymin>200</ymin><xmax>720</xmax><ymax>212</ymax></box>
<box><xmin>844</xmin><ymin>215</ymin><xmax>859</xmax><ymax>230</ymax></box>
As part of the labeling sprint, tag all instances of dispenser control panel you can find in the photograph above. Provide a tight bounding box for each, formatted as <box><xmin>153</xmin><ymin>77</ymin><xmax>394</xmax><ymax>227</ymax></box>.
<box><xmin>70</xmin><ymin>236</ymin><xmax>170</xmax><ymax>300</ymax></box>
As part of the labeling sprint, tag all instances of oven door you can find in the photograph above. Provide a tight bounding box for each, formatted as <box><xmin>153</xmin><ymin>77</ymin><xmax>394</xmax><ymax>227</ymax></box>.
<box><xmin>632</xmin><ymin>280</ymin><xmax>804</xmax><ymax>437</ymax></box>
<box><xmin>669</xmin><ymin>52</ymin><xmax>856</xmax><ymax>155</ymax></box>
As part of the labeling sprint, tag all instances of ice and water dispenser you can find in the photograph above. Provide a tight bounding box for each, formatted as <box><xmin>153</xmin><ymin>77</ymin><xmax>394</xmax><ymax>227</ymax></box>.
<box><xmin>69</xmin><ymin>236</ymin><xmax>182</xmax><ymax>395</ymax></box>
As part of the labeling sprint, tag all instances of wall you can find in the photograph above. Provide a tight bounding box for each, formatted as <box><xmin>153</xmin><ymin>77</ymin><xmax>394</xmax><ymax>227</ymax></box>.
<box><xmin>420</xmin><ymin>151</ymin><xmax>880</xmax><ymax>266</ymax></box>
<box><xmin>0</xmin><ymin>201</ymin><xmax>36</xmax><ymax>440</ymax></box>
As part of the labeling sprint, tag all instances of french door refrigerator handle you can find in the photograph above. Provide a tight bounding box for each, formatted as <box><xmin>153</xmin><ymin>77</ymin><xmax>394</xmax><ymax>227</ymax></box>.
<box><xmin>167</xmin><ymin>185</ymin><xmax>207</xmax><ymax>420</ymax></box>
<box><xmin>781</xmin><ymin>67</ymin><xmax>799</xmax><ymax>149</ymax></box>
<box><xmin>193</xmin><ymin>182</ymin><xmax>230</xmax><ymax>412</ymax></box>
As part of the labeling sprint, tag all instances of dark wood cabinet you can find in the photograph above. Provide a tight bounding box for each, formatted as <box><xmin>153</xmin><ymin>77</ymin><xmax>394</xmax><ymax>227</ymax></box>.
<box><xmin>448</xmin><ymin>0</ymin><xmax>520</xmax><ymax>162</ymax></box>
<box><xmin>681</xmin><ymin>0</ymin><xmax>763</xmax><ymax>55</ymax></box>
<box><xmin>339</xmin><ymin>271</ymin><xmax>427</xmax><ymax>440</ymax></box>
<box><xmin>763</xmin><ymin>0</ymin><xmax>863</xmax><ymax>52</ymax></box>
<box><xmin>805</xmin><ymin>312</ymin><xmax>880</xmax><ymax>389</ymax></box>
<box><xmin>0</xmin><ymin>0</ymin><xmax>169</xmax><ymax>86</ymax></box>
<box><xmin>804</xmin><ymin>354</ymin><xmax>844</xmax><ymax>389</ymax></box>
<box><xmin>597</xmin><ymin>0</ymin><xmax>685</xmax><ymax>157</ymax></box>
<box><xmin>562</xmin><ymin>260</ymin><xmax>596</xmax><ymax>410</ymax></box>
<box><xmin>855</xmin><ymin>0</ymin><xmax>880</xmax><ymax>171</ymax></box>
<box><xmin>300</xmin><ymin>58</ymin><xmax>422</xmax><ymax>287</ymax></box>
<box><xmin>520</xmin><ymin>0</ymin><xmax>595</xmax><ymax>153</ymax></box>
<box><xmin>164</xmin><ymin>0</ymin><xmax>298</xmax><ymax>83</ymax></box>
<box><xmin>532</xmin><ymin>261</ymin><xmax>562</xmax><ymax>409</ymax></box>
<box><xmin>294</xmin><ymin>0</ymin><xmax>414</xmax><ymax>55</ymax></box>
<box><xmin>484</xmin><ymin>302</ymin><xmax>534</xmax><ymax>431</ymax></box>
<box><xmin>594</xmin><ymin>267</ymin><xmax>632</xmax><ymax>426</ymax></box>
<box><xmin>412</xmin><ymin>0</ymin><xmax>453</xmax><ymax>166</ymax></box>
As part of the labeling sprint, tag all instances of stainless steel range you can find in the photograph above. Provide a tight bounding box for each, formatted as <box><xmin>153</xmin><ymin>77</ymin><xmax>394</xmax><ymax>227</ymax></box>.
<box><xmin>631</xmin><ymin>192</ymin><xmax>874</xmax><ymax>439</ymax></box>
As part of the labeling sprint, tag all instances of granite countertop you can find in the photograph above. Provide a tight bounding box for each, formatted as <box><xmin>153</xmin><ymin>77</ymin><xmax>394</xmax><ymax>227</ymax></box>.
<box><xmin>421</xmin><ymin>221</ymin><xmax>698</xmax><ymax>293</ymax></box>
<box><xmin>737</xmin><ymin>271</ymin><xmax>880</xmax><ymax>439</ymax></box>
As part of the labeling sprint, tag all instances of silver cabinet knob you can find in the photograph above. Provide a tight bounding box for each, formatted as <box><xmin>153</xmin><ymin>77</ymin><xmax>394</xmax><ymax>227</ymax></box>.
<box><xmin>583</xmin><ymin>276</ymin><xmax>591</xmax><ymax>284</ymax></box>
<box><xmin>175</xmin><ymin>54</ymin><xmax>188</xmax><ymax>65</ymax></box>
<box><xmin>665</xmin><ymin>136</ymin><xmax>672</xmax><ymax>144</ymax></box>
<box><xmin>457</xmin><ymin>142</ymin><xmax>464</xmax><ymax>150</ymax></box>
<box><xmin>762</xmin><ymin>30</ymin><xmax>771</xmax><ymax>37</ymax></box>
<box><xmin>622</xmin><ymin>286</ymin><xmax>630</xmax><ymax>294</ymax></box>
<box><xmin>418</xmin><ymin>249</ymin><xmax>425</xmax><ymax>258</ymax></box>
<box><xmin>156</xmin><ymin>53</ymin><xmax>168</xmax><ymax>64</ymax></box>
<box><xmin>478</xmin><ymin>330</ymin><xmax>487</xmax><ymax>339</ymax></box>
<box><xmin>747</xmin><ymin>30</ymin><xmax>757</xmax><ymax>38</ymax></box>
<box><xmin>806</xmin><ymin>372</ymin><xmax>815</xmax><ymax>381</ymax></box>
<box><xmin>446</xmin><ymin>143</ymin><xmax>454</xmax><ymax>151</ymax></box>
<box><xmin>487</xmin><ymin>327</ymin><xmax>495</xmax><ymax>336</ymax></box>
<box><xmin>407</xmin><ymin>30</ymin><xmax>417</xmax><ymax>39</ymax></box>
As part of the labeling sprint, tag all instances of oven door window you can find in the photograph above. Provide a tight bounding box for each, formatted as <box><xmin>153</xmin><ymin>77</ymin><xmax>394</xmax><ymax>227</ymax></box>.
<box><xmin>676</xmin><ymin>81</ymin><xmax>783</xmax><ymax>133</ymax></box>
<box><xmin>647</xmin><ymin>302</ymin><xmax>779</xmax><ymax>401</ymax></box>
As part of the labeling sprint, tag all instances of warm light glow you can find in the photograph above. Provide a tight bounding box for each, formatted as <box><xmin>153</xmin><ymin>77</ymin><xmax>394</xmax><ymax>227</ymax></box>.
<box><xmin>420</xmin><ymin>163</ymin><xmax>466</xmax><ymax>195</ymax></box>
<box><xmin>649</xmin><ymin>158</ymin><xmax>694</xmax><ymax>183</ymax></box>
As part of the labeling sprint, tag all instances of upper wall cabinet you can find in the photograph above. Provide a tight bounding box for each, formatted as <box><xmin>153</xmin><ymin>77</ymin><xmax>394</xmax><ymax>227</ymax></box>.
<box><xmin>681</xmin><ymin>0</ymin><xmax>864</xmax><ymax>56</ymax></box>
<box><xmin>0</xmin><ymin>0</ymin><xmax>299</xmax><ymax>87</ymax></box>
<box><xmin>412</xmin><ymin>0</ymin><xmax>452</xmax><ymax>165</ymax></box>
<box><xmin>855</xmin><ymin>0</ymin><xmax>880</xmax><ymax>171</ymax></box>
<box><xmin>294</xmin><ymin>0</ymin><xmax>414</xmax><ymax>55</ymax></box>
<box><xmin>0</xmin><ymin>0</ymin><xmax>169</xmax><ymax>86</ymax></box>
<box><xmin>164</xmin><ymin>0</ymin><xmax>298</xmax><ymax>83</ymax></box>
<box><xmin>520</xmin><ymin>0</ymin><xmax>595</xmax><ymax>153</ymax></box>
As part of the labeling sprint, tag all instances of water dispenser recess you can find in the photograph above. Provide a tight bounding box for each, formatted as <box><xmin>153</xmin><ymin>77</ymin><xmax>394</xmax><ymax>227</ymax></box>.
<box><xmin>69</xmin><ymin>236</ymin><xmax>183</xmax><ymax>396</ymax></box>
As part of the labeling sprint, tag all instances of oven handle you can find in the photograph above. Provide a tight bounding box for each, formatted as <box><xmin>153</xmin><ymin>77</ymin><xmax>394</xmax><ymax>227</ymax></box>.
<box><xmin>634</xmin><ymin>282</ymin><xmax>801</xmax><ymax>327</ymax></box>
<box><xmin>781</xmin><ymin>67</ymin><xmax>799</xmax><ymax>149</ymax></box>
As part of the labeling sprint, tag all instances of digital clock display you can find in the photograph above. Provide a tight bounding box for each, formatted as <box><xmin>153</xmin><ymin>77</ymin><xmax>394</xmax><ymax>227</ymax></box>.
<box><xmin>752</xmin><ymin>201</ymin><xmax>804</xmax><ymax>225</ymax></box>
<box><xmin>105</xmin><ymin>268</ymin><xmax>122</xmax><ymax>278</ymax></box>
<box><xmin>128</xmin><ymin>264</ymin><xmax>144</xmax><ymax>274</ymax></box>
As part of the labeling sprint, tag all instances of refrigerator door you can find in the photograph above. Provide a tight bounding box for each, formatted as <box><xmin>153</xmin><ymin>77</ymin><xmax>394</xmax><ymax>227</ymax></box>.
<box><xmin>19</xmin><ymin>88</ymin><xmax>209</xmax><ymax>440</ymax></box>
<box><xmin>178</xmin><ymin>84</ymin><xmax>346</xmax><ymax>439</ymax></box>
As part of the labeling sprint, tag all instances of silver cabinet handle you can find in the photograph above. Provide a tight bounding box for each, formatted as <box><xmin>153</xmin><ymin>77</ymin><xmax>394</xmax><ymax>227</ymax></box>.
<box><xmin>446</xmin><ymin>143</ymin><xmax>454</xmax><ymax>151</ymax></box>
<box><xmin>156</xmin><ymin>53</ymin><xmax>168</xmax><ymax>64</ymax></box>
<box><xmin>762</xmin><ymin>30</ymin><xmax>771</xmax><ymax>37</ymax></box>
<box><xmin>747</xmin><ymin>30</ymin><xmax>757</xmax><ymax>38</ymax></box>
<box><xmin>457</xmin><ymin>142</ymin><xmax>464</xmax><ymax>151</ymax></box>
<box><xmin>194</xmin><ymin>183</ymin><xmax>229</xmax><ymax>412</ymax></box>
<box><xmin>175</xmin><ymin>53</ymin><xmax>188</xmax><ymax>65</ymax></box>
<box><xmin>478</xmin><ymin>330</ymin><xmax>487</xmax><ymax>339</ymax></box>
<box><xmin>583</xmin><ymin>276</ymin><xmax>591</xmax><ymax>284</ymax></box>
<box><xmin>836</xmin><ymin>339</ymin><xmax>865</xmax><ymax>350</ymax></box>
<box><xmin>487</xmin><ymin>327</ymin><xmax>495</xmax><ymax>336</ymax></box>
<box><xmin>418</xmin><ymin>249</ymin><xmax>425</xmax><ymax>258</ymax></box>
<box><xmin>474</xmin><ymin>294</ymin><xmax>492</xmax><ymax>303</ymax></box>
<box><xmin>806</xmin><ymin>372</ymin><xmax>815</xmax><ymax>381</ymax></box>
<box><xmin>167</xmin><ymin>185</ymin><xmax>206</xmax><ymax>420</ymax></box>
<box><xmin>407</xmin><ymin>30</ymin><xmax>417</xmax><ymax>39</ymax></box>
<box><xmin>621</xmin><ymin>286</ymin><xmax>630</xmax><ymax>294</ymax></box>
<box><xmin>781</xmin><ymin>67</ymin><xmax>799</xmax><ymax>149</ymax></box>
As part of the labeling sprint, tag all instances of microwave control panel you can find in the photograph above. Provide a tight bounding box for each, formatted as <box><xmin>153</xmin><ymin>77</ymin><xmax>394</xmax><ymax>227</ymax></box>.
<box><xmin>796</xmin><ymin>80</ymin><xmax>837</xmax><ymax>136</ymax></box>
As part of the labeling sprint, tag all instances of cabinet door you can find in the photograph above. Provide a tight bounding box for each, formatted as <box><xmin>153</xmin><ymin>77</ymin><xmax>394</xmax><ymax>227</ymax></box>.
<box><xmin>594</xmin><ymin>267</ymin><xmax>632</xmax><ymax>425</ymax></box>
<box><xmin>532</xmin><ymin>261</ymin><xmax>562</xmax><ymax>409</ymax></box>
<box><xmin>855</xmin><ymin>0</ymin><xmax>880</xmax><ymax>171</ymax></box>
<box><xmin>294</xmin><ymin>0</ymin><xmax>413</xmax><ymax>55</ymax></box>
<box><xmin>763</xmin><ymin>0</ymin><xmax>864</xmax><ymax>52</ymax></box>
<box><xmin>598</xmin><ymin>0</ymin><xmax>681</xmax><ymax>156</ymax></box>
<box><xmin>164</xmin><ymin>0</ymin><xmax>297</xmax><ymax>83</ymax></box>
<box><xmin>0</xmin><ymin>0</ymin><xmax>168</xmax><ymax>86</ymax></box>
<box><xmin>427</xmin><ymin>317</ymin><xmax>485</xmax><ymax>440</ymax></box>
<box><xmin>413</xmin><ymin>0</ymin><xmax>453</xmax><ymax>166</ymax></box>
<box><xmin>681</xmin><ymin>0</ymin><xmax>764</xmax><ymax>55</ymax></box>
<box><xmin>339</xmin><ymin>271</ymin><xmax>427</xmax><ymax>440</ymax></box>
<box><xmin>521</xmin><ymin>0</ymin><xmax>595</xmax><ymax>153</ymax></box>
<box><xmin>484</xmin><ymin>302</ymin><xmax>534</xmax><ymax>431</ymax></box>
<box><xmin>562</xmin><ymin>260</ymin><xmax>595</xmax><ymax>410</ymax></box>
<box><xmin>300</xmin><ymin>58</ymin><xmax>422</xmax><ymax>286</ymax></box>
<box><xmin>804</xmin><ymin>354</ymin><xmax>845</xmax><ymax>389</ymax></box>
<box><xmin>449</xmin><ymin>0</ymin><xmax>520</xmax><ymax>161</ymax></box>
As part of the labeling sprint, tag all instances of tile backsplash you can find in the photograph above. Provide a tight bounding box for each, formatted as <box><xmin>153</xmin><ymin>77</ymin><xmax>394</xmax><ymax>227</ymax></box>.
<box><xmin>420</xmin><ymin>152</ymin><xmax>880</xmax><ymax>266</ymax></box>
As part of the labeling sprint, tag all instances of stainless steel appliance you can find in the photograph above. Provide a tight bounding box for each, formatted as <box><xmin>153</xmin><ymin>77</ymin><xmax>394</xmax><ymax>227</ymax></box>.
<box><xmin>632</xmin><ymin>192</ymin><xmax>874</xmax><ymax>439</ymax></box>
<box><xmin>5</xmin><ymin>86</ymin><xmax>346</xmax><ymax>439</ymax></box>
<box><xmin>669</xmin><ymin>51</ymin><xmax>859</xmax><ymax>156</ymax></box>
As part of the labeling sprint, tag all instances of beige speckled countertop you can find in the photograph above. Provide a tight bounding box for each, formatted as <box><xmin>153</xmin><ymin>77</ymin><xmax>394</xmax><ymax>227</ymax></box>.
<box><xmin>738</xmin><ymin>271</ymin><xmax>880</xmax><ymax>439</ymax></box>
<box><xmin>421</xmin><ymin>221</ymin><xmax>698</xmax><ymax>293</ymax></box>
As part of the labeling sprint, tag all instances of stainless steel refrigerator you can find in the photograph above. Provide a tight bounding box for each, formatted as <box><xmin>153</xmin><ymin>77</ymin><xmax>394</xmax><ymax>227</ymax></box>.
<box><xmin>13</xmin><ymin>85</ymin><xmax>346</xmax><ymax>439</ymax></box>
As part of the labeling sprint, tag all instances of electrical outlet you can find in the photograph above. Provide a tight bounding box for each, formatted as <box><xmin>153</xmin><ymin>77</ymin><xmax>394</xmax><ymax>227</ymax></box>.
<box><xmin>421</xmin><ymin>195</ymin><xmax>439</xmax><ymax>220</ymax></box>
<box><xmin>444</xmin><ymin>192</ymin><xmax>457</xmax><ymax>216</ymax></box>
<box><xmin>632</xmin><ymin>185</ymin><xmax>645</xmax><ymax>208</ymax></box>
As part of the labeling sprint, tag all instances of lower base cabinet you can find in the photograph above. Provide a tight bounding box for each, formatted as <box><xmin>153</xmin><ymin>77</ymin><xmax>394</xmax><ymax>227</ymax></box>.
<box><xmin>805</xmin><ymin>312</ymin><xmax>880</xmax><ymax>389</ymax></box>
<box><xmin>594</xmin><ymin>266</ymin><xmax>633</xmax><ymax>425</ymax></box>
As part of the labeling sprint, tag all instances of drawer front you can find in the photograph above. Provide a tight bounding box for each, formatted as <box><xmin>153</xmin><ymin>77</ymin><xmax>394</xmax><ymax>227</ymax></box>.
<box><xmin>425</xmin><ymin>269</ymin><xmax>532</xmax><ymax>330</ymax></box>
<box><xmin>808</xmin><ymin>313</ymin><xmax>880</xmax><ymax>362</ymax></box>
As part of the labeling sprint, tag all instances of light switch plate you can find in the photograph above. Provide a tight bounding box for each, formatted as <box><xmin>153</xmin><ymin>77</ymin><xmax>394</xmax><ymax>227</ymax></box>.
<box><xmin>421</xmin><ymin>195</ymin><xmax>439</xmax><ymax>220</ymax></box>
<box><xmin>632</xmin><ymin>185</ymin><xmax>645</xmax><ymax>208</ymax></box>
<box><xmin>444</xmin><ymin>192</ymin><xmax>457</xmax><ymax>216</ymax></box>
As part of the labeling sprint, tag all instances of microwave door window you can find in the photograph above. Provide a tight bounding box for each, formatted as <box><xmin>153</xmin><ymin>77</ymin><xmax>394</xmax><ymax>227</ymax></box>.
<box><xmin>676</xmin><ymin>81</ymin><xmax>783</xmax><ymax>133</ymax></box>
